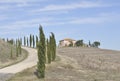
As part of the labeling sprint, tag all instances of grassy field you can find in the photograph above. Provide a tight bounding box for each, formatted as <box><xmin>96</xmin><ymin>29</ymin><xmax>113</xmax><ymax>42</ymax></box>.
<box><xmin>0</xmin><ymin>39</ymin><xmax>28</xmax><ymax>68</ymax></box>
<box><xmin>8</xmin><ymin>47</ymin><xmax>120</xmax><ymax>81</ymax></box>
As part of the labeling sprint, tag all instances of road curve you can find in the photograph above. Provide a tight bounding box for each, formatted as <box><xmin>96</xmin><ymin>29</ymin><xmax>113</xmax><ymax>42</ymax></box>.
<box><xmin>0</xmin><ymin>47</ymin><xmax>38</xmax><ymax>81</ymax></box>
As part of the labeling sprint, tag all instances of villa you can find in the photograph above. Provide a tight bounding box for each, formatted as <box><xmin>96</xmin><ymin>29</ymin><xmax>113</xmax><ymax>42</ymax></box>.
<box><xmin>59</xmin><ymin>38</ymin><xmax>76</xmax><ymax>47</ymax></box>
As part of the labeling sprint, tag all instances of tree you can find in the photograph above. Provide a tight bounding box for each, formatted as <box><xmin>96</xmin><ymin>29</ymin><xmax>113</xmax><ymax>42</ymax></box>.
<box><xmin>75</xmin><ymin>40</ymin><xmax>83</xmax><ymax>47</ymax></box>
<box><xmin>89</xmin><ymin>40</ymin><xmax>91</xmax><ymax>47</ymax></box>
<box><xmin>10</xmin><ymin>47</ymin><xmax>13</xmax><ymax>59</ymax></box>
<box><xmin>37</xmin><ymin>26</ymin><xmax>46</xmax><ymax>78</ymax></box>
<box><xmin>18</xmin><ymin>39</ymin><xmax>22</xmax><ymax>55</ymax></box>
<box><xmin>30</xmin><ymin>34</ymin><xmax>32</xmax><ymax>47</ymax></box>
<box><xmin>7</xmin><ymin>39</ymin><xmax>14</xmax><ymax>45</ymax></box>
<box><xmin>16</xmin><ymin>39</ymin><xmax>19</xmax><ymax>57</ymax></box>
<box><xmin>92</xmin><ymin>41</ymin><xmax>100</xmax><ymax>48</ymax></box>
<box><xmin>27</xmin><ymin>37</ymin><xmax>29</xmax><ymax>47</ymax></box>
<box><xmin>36</xmin><ymin>35</ymin><xmax>38</xmax><ymax>48</ymax></box>
<box><xmin>24</xmin><ymin>36</ymin><xmax>26</xmax><ymax>46</ymax></box>
<box><xmin>2</xmin><ymin>38</ymin><xmax>5</xmax><ymax>41</ymax></box>
<box><xmin>7</xmin><ymin>38</ymin><xmax>9</xmax><ymax>42</ymax></box>
<box><xmin>47</xmin><ymin>38</ymin><xmax>51</xmax><ymax>64</ymax></box>
<box><xmin>49</xmin><ymin>36</ymin><xmax>53</xmax><ymax>61</ymax></box>
<box><xmin>20</xmin><ymin>38</ymin><xmax>22</xmax><ymax>46</ymax></box>
<box><xmin>68</xmin><ymin>41</ymin><xmax>73</xmax><ymax>47</ymax></box>
<box><xmin>33</xmin><ymin>35</ymin><xmax>35</xmax><ymax>48</ymax></box>
<box><xmin>51</xmin><ymin>32</ymin><xmax>56</xmax><ymax>61</ymax></box>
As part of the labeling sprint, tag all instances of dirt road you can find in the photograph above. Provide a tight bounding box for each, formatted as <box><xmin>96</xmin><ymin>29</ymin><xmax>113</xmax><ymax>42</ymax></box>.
<box><xmin>0</xmin><ymin>47</ymin><xmax>37</xmax><ymax>81</ymax></box>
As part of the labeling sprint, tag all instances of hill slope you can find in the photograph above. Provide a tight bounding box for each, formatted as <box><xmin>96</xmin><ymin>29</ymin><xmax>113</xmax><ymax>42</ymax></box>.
<box><xmin>8</xmin><ymin>47</ymin><xmax>120</xmax><ymax>81</ymax></box>
<box><xmin>0</xmin><ymin>39</ymin><xmax>28</xmax><ymax>68</ymax></box>
<box><xmin>0</xmin><ymin>39</ymin><xmax>15</xmax><ymax>62</ymax></box>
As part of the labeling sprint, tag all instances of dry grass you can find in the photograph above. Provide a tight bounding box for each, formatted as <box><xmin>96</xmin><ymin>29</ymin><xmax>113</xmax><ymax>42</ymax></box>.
<box><xmin>8</xmin><ymin>47</ymin><xmax>120</xmax><ymax>81</ymax></box>
<box><xmin>0</xmin><ymin>39</ymin><xmax>28</xmax><ymax>68</ymax></box>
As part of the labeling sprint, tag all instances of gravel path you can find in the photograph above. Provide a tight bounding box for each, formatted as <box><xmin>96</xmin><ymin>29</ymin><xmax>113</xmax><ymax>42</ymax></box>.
<box><xmin>0</xmin><ymin>47</ymin><xmax>37</xmax><ymax>81</ymax></box>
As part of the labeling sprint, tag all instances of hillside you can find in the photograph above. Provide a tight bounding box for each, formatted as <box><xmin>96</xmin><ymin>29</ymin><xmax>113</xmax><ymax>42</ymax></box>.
<box><xmin>0</xmin><ymin>39</ymin><xmax>28</xmax><ymax>68</ymax></box>
<box><xmin>8</xmin><ymin>47</ymin><xmax>120</xmax><ymax>81</ymax></box>
<box><xmin>0</xmin><ymin>39</ymin><xmax>15</xmax><ymax>62</ymax></box>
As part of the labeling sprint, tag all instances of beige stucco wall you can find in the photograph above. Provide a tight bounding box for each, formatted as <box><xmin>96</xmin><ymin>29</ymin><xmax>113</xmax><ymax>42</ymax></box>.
<box><xmin>59</xmin><ymin>40</ymin><xmax>76</xmax><ymax>47</ymax></box>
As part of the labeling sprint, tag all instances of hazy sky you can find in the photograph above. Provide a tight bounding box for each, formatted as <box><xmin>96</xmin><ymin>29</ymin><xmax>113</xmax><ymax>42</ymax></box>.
<box><xmin>0</xmin><ymin>0</ymin><xmax>120</xmax><ymax>50</ymax></box>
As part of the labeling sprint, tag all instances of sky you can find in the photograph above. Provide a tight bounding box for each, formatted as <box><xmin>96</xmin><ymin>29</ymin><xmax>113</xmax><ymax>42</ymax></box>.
<box><xmin>0</xmin><ymin>0</ymin><xmax>120</xmax><ymax>50</ymax></box>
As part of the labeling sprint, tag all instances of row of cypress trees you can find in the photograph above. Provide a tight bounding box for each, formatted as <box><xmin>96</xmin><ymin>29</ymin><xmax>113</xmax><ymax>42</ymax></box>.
<box><xmin>24</xmin><ymin>34</ymin><xmax>38</xmax><ymax>48</ymax></box>
<box><xmin>10</xmin><ymin>38</ymin><xmax>22</xmax><ymax>59</ymax></box>
<box><xmin>37</xmin><ymin>26</ymin><xmax>56</xmax><ymax>78</ymax></box>
<box><xmin>16</xmin><ymin>39</ymin><xmax>22</xmax><ymax>57</ymax></box>
<box><xmin>9</xmin><ymin>25</ymin><xmax>56</xmax><ymax>78</ymax></box>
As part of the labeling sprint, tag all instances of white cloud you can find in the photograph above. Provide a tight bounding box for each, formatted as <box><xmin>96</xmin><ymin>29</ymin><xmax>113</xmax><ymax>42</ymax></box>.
<box><xmin>37</xmin><ymin>17</ymin><xmax>107</xmax><ymax>26</ymax></box>
<box><xmin>41</xmin><ymin>13</ymin><xmax>120</xmax><ymax>26</ymax></box>
<box><xmin>68</xmin><ymin>13</ymin><xmax>120</xmax><ymax>25</ymax></box>
<box><xmin>0</xmin><ymin>17</ymin><xmax>54</xmax><ymax>30</ymax></box>
<box><xmin>32</xmin><ymin>1</ymin><xmax>111</xmax><ymax>12</ymax></box>
<box><xmin>0</xmin><ymin>12</ymin><xmax>119</xmax><ymax>33</ymax></box>
<box><xmin>0</xmin><ymin>0</ymin><xmax>47</xmax><ymax>8</ymax></box>
<box><xmin>0</xmin><ymin>5</ymin><xmax>11</xmax><ymax>10</ymax></box>
<box><xmin>30</xmin><ymin>10</ymin><xmax>69</xmax><ymax>15</ymax></box>
<box><xmin>0</xmin><ymin>30</ymin><xmax>19</xmax><ymax>35</ymax></box>
<box><xmin>0</xmin><ymin>0</ymin><xmax>45</xmax><ymax>3</ymax></box>
<box><xmin>0</xmin><ymin>15</ymin><xmax>8</xmax><ymax>21</ymax></box>
<box><xmin>99</xmin><ymin>12</ymin><xmax>120</xmax><ymax>18</ymax></box>
<box><xmin>69</xmin><ymin>17</ymin><xmax>107</xmax><ymax>24</ymax></box>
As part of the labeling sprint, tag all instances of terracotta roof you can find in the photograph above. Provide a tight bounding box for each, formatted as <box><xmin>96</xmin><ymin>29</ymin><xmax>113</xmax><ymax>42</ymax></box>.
<box><xmin>60</xmin><ymin>38</ymin><xmax>76</xmax><ymax>42</ymax></box>
<box><xmin>64</xmin><ymin>38</ymin><xmax>76</xmax><ymax>41</ymax></box>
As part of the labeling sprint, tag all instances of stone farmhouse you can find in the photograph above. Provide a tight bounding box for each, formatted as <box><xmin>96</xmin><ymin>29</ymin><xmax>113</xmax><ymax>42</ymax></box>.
<box><xmin>59</xmin><ymin>38</ymin><xmax>76</xmax><ymax>47</ymax></box>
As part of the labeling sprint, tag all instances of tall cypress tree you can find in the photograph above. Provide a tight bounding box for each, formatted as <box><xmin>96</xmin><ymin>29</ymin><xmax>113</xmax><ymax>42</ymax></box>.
<box><xmin>33</xmin><ymin>35</ymin><xmax>35</xmax><ymax>48</ymax></box>
<box><xmin>27</xmin><ymin>37</ymin><xmax>29</xmax><ymax>47</ymax></box>
<box><xmin>15</xmin><ymin>39</ymin><xmax>22</xmax><ymax>57</ymax></box>
<box><xmin>37</xmin><ymin>26</ymin><xmax>46</xmax><ymax>78</ymax></box>
<box><xmin>36</xmin><ymin>35</ymin><xmax>38</xmax><ymax>48</ymax></box>
<box><xmin>89</xmin><ymin>40</ymin><xmax>91</xmax><ymax>47</ymax></box>
<box><xmin>10</xmin><ymin>47</ymin><xmax>13</xmax><ymax>59</ymax></box>
<box><xmin>7</xmin><ymin>38</ymin><xmax>9</xmax><ymax>42</ymax></box>
<box><xmin>47</xmin><ymin>38</ymin><xmax>51</xmax><ymax>64</ymax></box>
<box><xmin>18</xmin><ymin>39</ymin><xmax>22</xmax><ymax>55</ymax></box>
<box><xmin>24</xmin><ymin>36</ymin><xmax>26</xmax><ymax>46</ymax></box>
<box><xmin>20</xmin><ymin>38</ymin><xmax>22</xmax><ymax>46</ymax></box>
<box><xmin>30</xmin><ymin>34</ymin><xmax>32</xmax><ymax>47</ymax></box>
<box><xmin>16</xmin><ymin>39</ymin><xmax>18</xmax><ymax>57</ymax></box>
<box><xmin>51</xmin><ymin>32</ymin><xmax>56</xmax><ymax>61</ymax></box>
<box><xmin>50</xmin><ymin>36</ymin><xmax>53</xmax><ymax>61</ymax></box>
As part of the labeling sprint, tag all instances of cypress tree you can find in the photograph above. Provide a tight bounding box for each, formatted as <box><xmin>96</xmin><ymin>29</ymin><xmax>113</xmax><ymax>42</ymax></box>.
<box><xmin>47</xmin><ymin>38</ymin><xmax>51</xmax><ymax>64</ymax></box>
<box><xmin>27</xmin><ymin>37</ymin><xmax>29</xmax><ymax>47</ymax></box>
<box><xmin>7</xmin><ymin>38</ymin><xmax>9</xmax><ymax>42</ymax></box>
<box><xmin>33</xmin><ymin>35</ymin><xmax>35</xmax><ymax>48</ymax></box>
<box><xmin>10</xmin><ymin>47</ymin><xmax>13</xmax><ymax>59</ymax></box>
<box><xmin>24</xmin><ymin>36</ymin><xmax>26</xmax><ymax>46</ymax></box>
<box><xmin>37</xmin><ymin>26</ymin><xmax>46</xmax><ymax>78</ymax></box>
<box><xmin>51</xmin><ymin>32</ymin><xmax>56</xmax><ymax>61</ymax></box>
<box><xmin>89</xmin><ymin>40</ymin><xmax>91</xmax><ymax>47</ymax></box>
<box><xmin>16</xmin><ymin>39</ymin><xmax>19</xmax><ymax>57</ymax></box>
<box><xmin>36</xmin><ymin>35</ymin><xmax>38</xmax><ymax>48</ymax></box>
<box><xmin>49</xmin><ymin>36</ymin><xmax>53</xmax><ymax>61</ymax></box>
<box><xmin>2</xmin><ymin>38</ymin><xmax>5</xmax><ymax>41</ymax></box>
<box><xmin>13</xmin><ymin>39</ymin><xmax>15</xmax><ymax>46</ymax></box>
<box><xmin>30</xmin><ymin>34</ymin><xmax>32</xmax><ymax>47</ymax></box>
<box><xmin>20</xmin><ymin>38</ymin><xmax>22</xmax><ymax>46</ymax></box>
<box><xmin>18</xmin><ymin>39</ymin><xmax>21</xmax><ymax>55</ymax></box>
